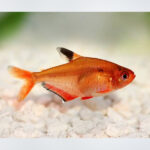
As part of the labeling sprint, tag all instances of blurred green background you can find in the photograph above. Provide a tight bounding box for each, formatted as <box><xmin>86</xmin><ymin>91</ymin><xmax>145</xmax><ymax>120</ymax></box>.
<box><xmin>0</xmin><ymin>12</ymin><xmax>150</xmax><ymax>54</ymax></box>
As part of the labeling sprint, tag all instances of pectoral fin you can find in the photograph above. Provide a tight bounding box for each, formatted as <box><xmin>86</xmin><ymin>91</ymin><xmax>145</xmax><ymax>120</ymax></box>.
<box><xmin>42</xmin><ymin>82</ymin><xmax>77</xmax><ymax>102</ymax></box>
<box><xmin>57</xmin><ymin>47</ymin><xmax>81</xmax><ymax>62</ymax></box>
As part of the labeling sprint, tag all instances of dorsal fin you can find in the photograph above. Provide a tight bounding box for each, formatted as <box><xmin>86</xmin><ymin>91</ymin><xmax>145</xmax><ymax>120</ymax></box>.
<box><xmin>57</xmin><ymin>47</ymin><xmax>81</xmax><ymax>62</ymax></box>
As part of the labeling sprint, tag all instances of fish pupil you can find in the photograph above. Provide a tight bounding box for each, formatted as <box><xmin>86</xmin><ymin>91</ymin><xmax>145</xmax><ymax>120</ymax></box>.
<box><xmin>123</xmin><ymin>73</ymin><xmax>128</xmax><ymax>80</ymax></box>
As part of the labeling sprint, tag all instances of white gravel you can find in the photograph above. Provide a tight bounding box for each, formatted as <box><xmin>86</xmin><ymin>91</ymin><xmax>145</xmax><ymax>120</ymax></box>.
<box><xmin>0</xmin><ymin>44</ymin><xmax>150</xmax><ymax>138</ymax></box>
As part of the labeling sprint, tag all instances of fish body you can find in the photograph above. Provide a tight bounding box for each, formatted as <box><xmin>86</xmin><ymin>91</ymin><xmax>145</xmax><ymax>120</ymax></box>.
<box><xmin>8</xmin><ymin>47</ymin><xmax>135</xmax><ymax>102</ymax></box>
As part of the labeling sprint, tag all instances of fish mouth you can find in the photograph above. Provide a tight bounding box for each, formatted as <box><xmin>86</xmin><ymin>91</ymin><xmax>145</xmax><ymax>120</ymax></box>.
<box><xmin>131</xmin><ymin>72</ymin><xmax>136</xmax><ymax>82</ymax></box>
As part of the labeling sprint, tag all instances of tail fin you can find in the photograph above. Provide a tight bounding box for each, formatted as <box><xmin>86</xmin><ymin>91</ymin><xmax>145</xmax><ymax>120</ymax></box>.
<box><xmin>8</xmin><ymin>66</ymin><xmax>35</xmax><ymax>102</ymax></box>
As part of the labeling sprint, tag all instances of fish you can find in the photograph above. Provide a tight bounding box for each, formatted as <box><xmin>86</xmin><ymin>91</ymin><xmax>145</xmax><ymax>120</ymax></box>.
<box><xmin>8</xmin><ymin>47</ymin><xmax>135</xmax><ymax>103</ymax></box>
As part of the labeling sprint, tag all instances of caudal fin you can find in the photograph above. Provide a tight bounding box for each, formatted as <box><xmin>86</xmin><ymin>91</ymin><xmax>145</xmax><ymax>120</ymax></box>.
<box><xmin>8</xmin><ymin>66</ymin><xmax>35</xmax><ymax>102</ymax></box>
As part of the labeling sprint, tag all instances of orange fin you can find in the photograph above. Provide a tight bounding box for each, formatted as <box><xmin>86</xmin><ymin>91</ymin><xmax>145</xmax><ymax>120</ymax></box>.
<box><xmin>57</xmin><ymin>47</ymin><xmax>81</xmax><ymax>62</ymax></box>
<box><xmin>8</xmin><ymin>66</ymin><xmax>35</xmax><ymax>102</ymax></box>
<box><xmin>42</xmin><ymin>82</ymin><xmax>77</xmax><ymax>102</ymax></box>
<box><xmin>81</xmin><ymin>96</ymin><xmax>93</xmax><ymax>100</ymax></box>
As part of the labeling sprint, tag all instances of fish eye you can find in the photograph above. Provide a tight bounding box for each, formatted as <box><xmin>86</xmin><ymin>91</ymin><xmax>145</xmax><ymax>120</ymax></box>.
<box><xmin>121</xmin><ymin>72</ymin><xmax>129</xmax><ymax>80</ymax></box>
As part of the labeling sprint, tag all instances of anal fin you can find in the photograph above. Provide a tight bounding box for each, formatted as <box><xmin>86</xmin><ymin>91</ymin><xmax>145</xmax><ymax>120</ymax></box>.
<box><xmin>42</xmin><ymin>82</ymin><xmax>77</xmax><ymax>102</ymax></box>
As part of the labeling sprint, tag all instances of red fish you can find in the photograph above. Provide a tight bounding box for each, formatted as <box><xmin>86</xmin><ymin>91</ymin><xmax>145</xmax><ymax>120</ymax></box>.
<box><xmin>8</xmin><ymin>47</ymin><xmax>135</xmax><ymax>103</ymax></box>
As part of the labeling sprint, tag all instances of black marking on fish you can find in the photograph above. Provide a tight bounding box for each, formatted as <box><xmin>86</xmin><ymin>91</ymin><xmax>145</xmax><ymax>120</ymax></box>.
<box><xmin>57</xmin><ymin>47</ymin><xmax>73</xmax><ymax>61</ymax></box>
<box><xmin>98</xmin><ymin>68</ymin><xmax>104</xmax><ymax>72</ymax></box>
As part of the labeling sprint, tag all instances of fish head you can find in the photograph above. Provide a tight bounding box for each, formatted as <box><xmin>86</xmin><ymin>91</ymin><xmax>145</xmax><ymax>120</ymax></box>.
<box><xmin>113</xmin><ymin>66</ymin><xmax>135</xmax><ymax>90</ymax></box>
